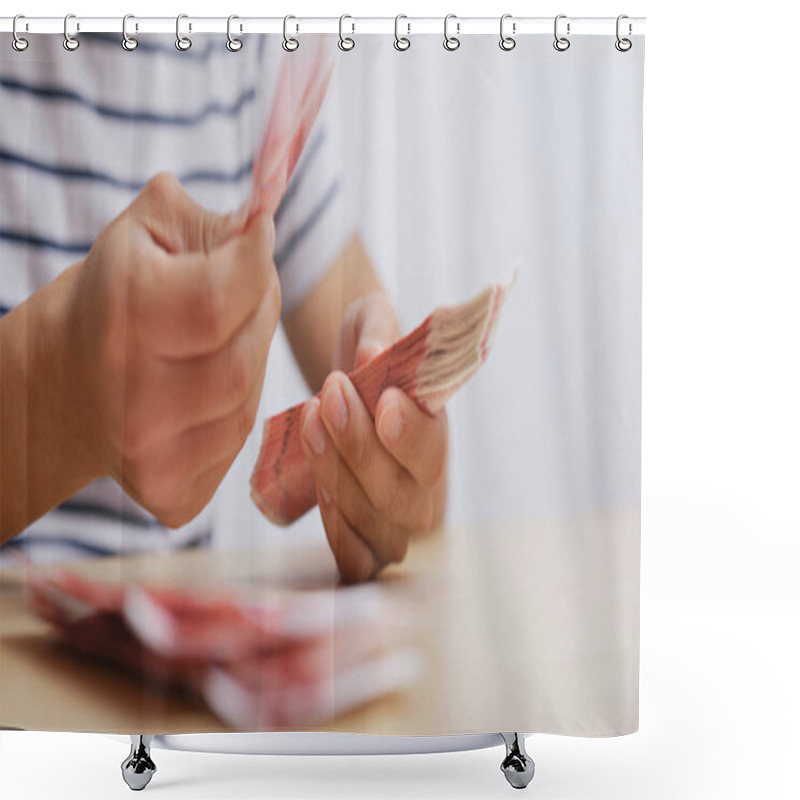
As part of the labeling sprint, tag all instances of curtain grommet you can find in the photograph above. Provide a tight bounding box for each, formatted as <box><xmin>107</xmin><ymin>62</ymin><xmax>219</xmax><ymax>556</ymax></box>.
<box><xmin>175</xmin><ymin>13</ymin><xmax>192</xmax><ymax>51</ymax></box>
<box><xmin>226</xmin><ymin>14</ymin><xmax>243</xmax><ymax>52</ymax></box>
<box><xmin>553</xmin><ymin>14</ymin><xmax>570</xmax><ymax>51</ymax></box>
<box><xmin>12</xmin><ymin>14</ymin><xmax>29</xmax><ymax>52</ymax></box>
<box><xmin>615</xmin><ymin>15</ymin><xmax>632</xmax><ymax>51</ymax></box>
<box><xmin>499</xmin><ymin>14</ymin><xmax>516</xmax><ymax>51</ymax></box>
<box><xmin>443</xmin><ymin>14</ymin><xmax>460</xmax><ymax>51</ymax></box>
<box><xmin>283</xmin><ymin>15</ymin><xmax>299</xmax><ymax>52</ymax></box>
<box><xmin>338</xmin><ymin>14</ymin><xmax>355</xmax><ymax>51</ymax></box>
<box><xmin>63</xmin><ymin>13</ymin><xmax>80</xmax><ymax>51</ymax></box>
<box><xmin>394</xmin><ymin>14</ymin><xmax>410</xmax><ymax>51</ymax></box>
<box><xmin>122</xmin><ymin>14</ymin><xmax>138</xmax><ymax>51</ymax></box>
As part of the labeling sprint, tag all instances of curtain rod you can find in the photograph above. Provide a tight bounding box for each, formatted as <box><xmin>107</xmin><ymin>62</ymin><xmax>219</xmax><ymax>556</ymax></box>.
<box><xmin>0</xmin><ymin>16</ymin><xmax>646</xmax><ymax>36</ymax></box>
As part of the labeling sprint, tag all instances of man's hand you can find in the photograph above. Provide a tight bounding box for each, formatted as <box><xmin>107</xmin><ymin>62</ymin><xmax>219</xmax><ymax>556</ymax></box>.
<box><xmin>67</xmin><ymin>173</ymin><xmax>280</xmax><ymax>528</ymax></box>
<box><xmin>298</xmin><ymin>292</ymin><xmax>448</xmax><ymax>583</ymax></box>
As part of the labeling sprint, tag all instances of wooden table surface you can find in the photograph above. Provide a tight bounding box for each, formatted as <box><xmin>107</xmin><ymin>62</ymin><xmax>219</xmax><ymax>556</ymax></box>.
<box><xmin>0</xmin><ymin>510</ymin><xmax>640</xmax><ymax>736</ymax></box>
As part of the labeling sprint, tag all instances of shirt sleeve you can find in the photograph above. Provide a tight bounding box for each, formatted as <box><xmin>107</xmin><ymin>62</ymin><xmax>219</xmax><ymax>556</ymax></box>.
<box><xmin>272</xmin><ymin>71</ymin><xmax>358</xmax><ymax>318</ymax></box>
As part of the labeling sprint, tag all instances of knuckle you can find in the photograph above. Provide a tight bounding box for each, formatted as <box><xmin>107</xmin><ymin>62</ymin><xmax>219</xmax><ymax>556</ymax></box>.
<box><xmin>145</xmin><ymin>171</ymin><xmax>180</xmax><ymax>199</ymax></box>
<box><xmin>157</xmin><ymin>507</ymin><xmax>192</xmax><ymax>530</ymax></box>
<box><xmin>140</xmin><ymin>170</ymin><xmax>180</xmax><ymax>210</ymax></box>
<box><xmin>132</xmin><ymin>462</ymin><xmax>176</xmax><ymax>520</ymax></box>
<box><xmin>226</xmin><ymin>344</ymin><xmax>253</xmax><ymax>404</ymax></box>
<box><xmin>234</xmin><ymin>395</ymin><xmax>257</xmax><ymax>441</ymax></box>
<box><xmin>142</xmin><ymin>477</ymin><xmax>172</xmax><ymax>514</ymax></box>
<box><xmin>161</xmin><ymin>487</ymin><xmax>211</xmax><ymax>529</ymax></box>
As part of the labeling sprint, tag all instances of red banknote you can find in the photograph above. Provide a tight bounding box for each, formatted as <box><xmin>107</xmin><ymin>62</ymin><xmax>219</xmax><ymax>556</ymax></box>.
<box><xmin>236</xmin><ymin>35</ymin><xmax>335</xmax><ymax>227</ymax></box>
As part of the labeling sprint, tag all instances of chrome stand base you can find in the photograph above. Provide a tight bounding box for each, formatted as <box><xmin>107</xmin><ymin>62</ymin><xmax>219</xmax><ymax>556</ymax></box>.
<box><xmin>121</xmin><ymin>735</ymin><xmax>157</xmax><ymax>791</ymax></box>
<box><xmin>500</xmin><ymin>733</ymin><xmax>535</xmax><ymax>789</ymax></box>
<box><xmin>118</xmin><ymin>732</ymin><xmax>532</xmax><ymax>790</ymax></box>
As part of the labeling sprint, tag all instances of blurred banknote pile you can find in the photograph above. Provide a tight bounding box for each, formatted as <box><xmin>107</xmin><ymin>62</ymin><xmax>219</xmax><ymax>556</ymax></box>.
<box><xmin>26</xmin><ymin>566</ymin><xmax>421</xmax><ymax>729</ymax></box>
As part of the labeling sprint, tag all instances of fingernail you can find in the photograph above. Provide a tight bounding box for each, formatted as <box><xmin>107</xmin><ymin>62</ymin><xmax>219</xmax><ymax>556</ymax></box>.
<box><xmin>323</xmin><ymin>377</ymin><xmax>348</xmax><ymax>433</ymax></box>
<box><xmin>379</xmin><ymin>402</ymin><xmax>405</xmax><ymax>444</ymax></box>
<box><xmin>319</xmin><ymin>485</ymin><xmax>331</xmax><ymax>505</ymax></box>
<box><xmin>302</xmin><ymin>399</ymin><xmax>326</xmax><ymax>455</ymax></box>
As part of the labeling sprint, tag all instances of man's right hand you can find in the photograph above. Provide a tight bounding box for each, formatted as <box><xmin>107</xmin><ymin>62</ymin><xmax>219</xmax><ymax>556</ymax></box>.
<box><xmin>63</xmin><ymin>172</ymin><xmax>280</xmax><ymax>528</ymax></box>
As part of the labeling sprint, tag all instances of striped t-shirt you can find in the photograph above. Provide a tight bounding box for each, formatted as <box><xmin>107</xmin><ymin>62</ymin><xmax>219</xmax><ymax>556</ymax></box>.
<box><xmin>0</xmin><ymin>33</ymin><xmax>354</xmax><ymax>566</ymax></box>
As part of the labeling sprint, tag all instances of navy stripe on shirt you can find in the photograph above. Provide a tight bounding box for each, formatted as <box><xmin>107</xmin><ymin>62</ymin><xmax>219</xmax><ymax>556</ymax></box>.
<box><xmin>0</xmin><ymin>228</ymin><xmax>92</xmax><ymax>255</ymax></box>
<box><xmin>56</xmin><ymin>499</ymin><xmax>163</xmax><ymax>529</ymax></box>
<box><xmin>0</xmin><ymin>529</ymin><xmax>213</xmax><ymax>558</ymax></box>
<box><xmin>0</xmin><ymin>77</ymin><xmax>257</xmax><ymax>127</ymax></box>
<box><xmin>0</xmin><ymin>535</ymin><xmax>131</xmax><ymax>558</ymax></box>
<box><xmin>0</xmin><ymin>148</ymin><xmax>254</xmax><ymax>192</ymax></box>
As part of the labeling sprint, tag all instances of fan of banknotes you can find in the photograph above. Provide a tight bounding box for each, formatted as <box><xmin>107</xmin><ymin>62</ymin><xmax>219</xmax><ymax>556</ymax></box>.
<box><xmin>250</xmin><ymin>272</ymin><xmax>516</xmax><ymax>524</ymax></box>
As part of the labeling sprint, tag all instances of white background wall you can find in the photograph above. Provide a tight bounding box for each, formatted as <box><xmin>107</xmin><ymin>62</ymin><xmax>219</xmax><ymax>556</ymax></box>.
<box><xmin>1</xmin><ymin>1</ymin><xmax>798</xmax><ymax>799</ymax></box>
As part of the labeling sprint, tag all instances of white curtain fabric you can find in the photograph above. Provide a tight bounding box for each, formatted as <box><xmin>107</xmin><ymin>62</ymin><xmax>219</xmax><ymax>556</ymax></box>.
<box><xmin>1</xmin><ymin>32</ymin><xmax>643</xmax><ymax>737</ymax></box>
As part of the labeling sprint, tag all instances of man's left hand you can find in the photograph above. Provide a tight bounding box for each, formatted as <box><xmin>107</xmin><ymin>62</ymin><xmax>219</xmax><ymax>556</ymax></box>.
<box><xmin>298</xmin><ymin>292</ymin><xmax>448</xmax><ymax>583</ymax></box>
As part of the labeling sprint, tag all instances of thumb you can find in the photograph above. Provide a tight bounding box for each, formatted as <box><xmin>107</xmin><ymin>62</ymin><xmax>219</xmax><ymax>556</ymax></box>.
<box><xmin>134</xmin><ymin>172</ymin><xmax>252</xmax><ymax>254</ymax></box>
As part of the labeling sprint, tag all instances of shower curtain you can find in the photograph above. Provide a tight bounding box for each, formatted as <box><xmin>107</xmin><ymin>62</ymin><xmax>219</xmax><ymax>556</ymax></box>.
<box><xmin>0</xmin><ymin>28</ymin><xmax>644</xmax><ymax>738</ymax></box>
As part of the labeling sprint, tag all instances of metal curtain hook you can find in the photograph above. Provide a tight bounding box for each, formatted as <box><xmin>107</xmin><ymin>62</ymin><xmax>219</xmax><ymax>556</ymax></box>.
<box><xmin>283</xmin><ymin>15</ymin><xmax>299</xmax><ymax>51</ymax></box>
<box><xmin>443</xmin><ymin>13</ymin><xmax>460</xmax><ymax>51</ymax></box>
<box><xmin>227</xmin><ymin>14</ymin><xmax>243</xmax><ymax>51</ymax></box>
<box><xmin>553</xmin><ymin>14</ymin><xmax>570</xmax><ymax>51</ymax></box>
<box><xmin>394</xmin><ymin>14</ymin><xmax>410</xmax><ymax>51</ymax></box>
<box><xmin>12</xmin><ymin>14</ymin><xmax>28</xmax><ymax>52</ymax></box>
<box><xmin>338</xmin><ymin>14</ymin><xmax>355</xmax><ymax>51</ymax></box>
<box><xmin>175</xmin><ymin>13</ymin><xmax>192</xmax><ymax>51</ymax></box>
<box><xmin>615</xmin><ymin>14</ymin><xmax>632</xmax><ymax>51</ymax></box>
<box><xmin>63</xmin><ymin>13</ymin><xmax>80</xmax><ymax>51</ymax></box>
<box><xmin>499</xmin><ymin>13</ymin><xmax>516</xmax><ymax>51</ymax></box>
<box><xmin>122</xmin><ymin>14</ymin><xmax>138</xmax><ymax>51</ymax></box>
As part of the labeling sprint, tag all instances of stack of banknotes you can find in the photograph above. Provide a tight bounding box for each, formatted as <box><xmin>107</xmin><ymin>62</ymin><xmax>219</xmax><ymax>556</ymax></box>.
<box><xmin>26</xmin><ymin>565</ymin><xmax>421</xmax><ymax>729</ymax></box>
